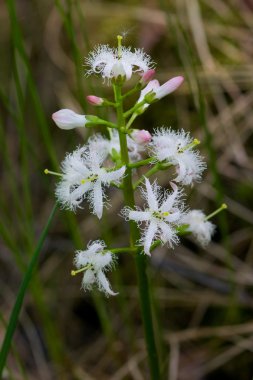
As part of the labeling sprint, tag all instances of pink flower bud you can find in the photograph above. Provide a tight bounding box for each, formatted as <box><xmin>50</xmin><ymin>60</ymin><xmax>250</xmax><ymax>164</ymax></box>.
<box><xmin>154</xmin><ymin>76</ymin><xmax>184</xmax><ymax>99</ymax></box>
<box><xmin>131</xmin><ymin>129</ymin><xmax>152</xmax><ymax>144</ymax></box>
<box><xmin>86</xmin><ymin>95</ymin><xmax>104</xmax><ymax>106</ymax></box>
<box><xmin>52</xmin><ymin>109</ymin><xmax>87</xmax><ymax>130</ymax></box>
<box><xmin>140</xmin><ymin>69</ymin><xmax>156</xmax><ymax>85</ymax></box>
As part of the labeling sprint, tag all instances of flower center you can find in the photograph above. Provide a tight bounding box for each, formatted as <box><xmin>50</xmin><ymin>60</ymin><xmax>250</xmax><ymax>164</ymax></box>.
<box><xmin>152</xmin><ymin>211</ymin><xmax>170</xmax><ymax>220</ymax></box>
<box><xmin>81</xmin><ymin>175</ymin><xmax>98</xmax><ymax>184</ymax></box>
<box><xmin>177</xmin><ymin>138</ymin><xmax>200</xmax><ymax>153</ymax></box>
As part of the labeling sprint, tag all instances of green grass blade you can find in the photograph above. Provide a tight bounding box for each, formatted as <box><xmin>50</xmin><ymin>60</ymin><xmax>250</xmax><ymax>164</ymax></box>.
<box><xmin>0</xmin><ymin>204</ymin><xmax>58</xmax><ymax>377</ymax></box>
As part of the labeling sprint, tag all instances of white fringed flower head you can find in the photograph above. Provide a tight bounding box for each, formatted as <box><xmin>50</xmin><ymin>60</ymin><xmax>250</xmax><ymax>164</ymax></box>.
<box><xmin>122</xmin><ymin>178</ymin><xmax>185</xmax><ymax>255</ymax></box>
<box><xmin>85</xmin><ymin>44</ymin><xmax>154</xmax><ymax>81</ymax></box>
<box><xmin>56</xmin><ymin>145</ymin><xmax>125</xmax><ymax>218</ymax></box>
<box><xmin>149</xmin><ymin>128</ymin><xmax>206</xmax><ymax>186</ymax></box>
<box><xmin>182</xmin><ymin>210</ymin><xmax>215</xmax><ymax>247</ymax></box>
<box><xmin>88</xmin><ymin>130</ymin><xmax>149</xmax><ymax>163</ymax></box>
<box><xmin>74</xmin><ymin>240</ymin><xmax>117</xmax><ymax>296</ymax></box>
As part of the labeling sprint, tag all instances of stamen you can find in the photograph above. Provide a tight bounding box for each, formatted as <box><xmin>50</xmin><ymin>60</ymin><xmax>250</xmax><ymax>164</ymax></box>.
<box><xmin>80</xmin><ymin>175</ymin><xmax>98</xmax><ymax>185</ymax></box>
<box><xmin>117</xmin><ymin>35</ymin><xmax>123</xmax><ymax>59</ymax></box>
<box><xmin>178</xmin><ymin>138</ymin><xmax>200</xmax><ymax>153</ymax></box>
<box><xmin>205</xmin><ymin>203</ymin><xmax>227</xmax><ymax>221</ymax></box>
<box><xmin>44</xmin><ymin>169</ymin><xmax>62</xmax><ymax>177</ymax></box>
<box><xmin>71</xmin><ymin>265</ymin><xmax>91</xmax><ymax>276</ymax></box>
<box><xmin>152</xmin><ymin>211</ymin><xmax>170</xmax><ymax>219</ymax></box>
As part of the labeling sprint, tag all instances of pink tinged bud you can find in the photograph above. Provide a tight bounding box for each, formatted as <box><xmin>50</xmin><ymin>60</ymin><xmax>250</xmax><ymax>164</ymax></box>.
<box><xmin>131</xmin><ymin>129</ymin><xmax>152</xmax><ymax>144</ymax></box>
<box><xmin>86</xmin><ymin>95</ymin><xmax>104</xmax><ymax>106</ymax></box>
<box><xmin>154</xmin><ymin>76</ymin><xmax>184</xmax><ymax>99</ymax></box>
<box><xmin>140</xmin><ymin>69</ymin><xmax>156</xmax><ymax>85</ymax></box>
<box><xmin>52</xmin><ymin>109</ymin><xmax>87</xmax><ymax>130</ymax></box>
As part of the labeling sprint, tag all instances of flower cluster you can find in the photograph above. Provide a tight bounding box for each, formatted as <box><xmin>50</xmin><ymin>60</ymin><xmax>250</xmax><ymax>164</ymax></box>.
<box><xmin>149</xmin><ymin>128</ymin><xmax>206</xmax><ymax>185</ymax></box>
<box><xmin>55</xmin><ymin>145</ymin><xmax>125</xmax><ymax>218</ymax></box>
<box><xmin>123</xmin><ymin>179</ymin><xmax>184</xmax><ymax>255</ymax></box>
<box><xmin>73</xmin><ymin>240</ymin><xmax>117</xmax><ymax>296</ymax></box>
<box><xmin>85</xmin><ymin>43</ymin><xmax>154</xmax><ymax>81</ymax></box>
<box><xmin>48</xmin><ymin>37</ymin><xmax>224</xmax><ymax>296</ymax></box>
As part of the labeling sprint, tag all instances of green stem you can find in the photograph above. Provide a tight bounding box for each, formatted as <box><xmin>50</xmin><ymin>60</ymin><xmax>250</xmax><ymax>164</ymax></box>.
<box><xmin>128</xmin><ymin>157</ymin><xmax>154</xmax><ymax>169</ymax></box>
<box><xmin>110</xmin><ymin>247</ymin><xmax>137</xmax><ymax>254</ymax></box>
<box><xmin>125</xmin><ymin>113</ymin><xmax>138</xmax><ymax>129</ymax></box>
<box><xmin>133</xmin><ymin>163</ymin><xmax>161</xmax><ymax>190</ymax></box>
<box><xmin>86</xmin><ymin>119</ymin><xmax>117</xmax><ymax>129</ymax></box>
<box><xmin>123</xmin><ymin>99</ymin><xmax>146</xmax><ymax>118</ymax></box>
<box><xmin>0</xmin><ymin>204</ymin><xmax>58</xmax><ymax>377</ymax></box>
<box><xmin>121</xmin><ymin>83</ymin><xmax>142</xmax><ymax>99</ymax></box>
<box><xmin>133</xmin><ymin>162</ymin><xmax>172</xmax><ymax>190</ymax></box>
<box><xmin>113</xmin><ymin>83</ymin><xmax>160</xmax><ymax>379</ymax></box>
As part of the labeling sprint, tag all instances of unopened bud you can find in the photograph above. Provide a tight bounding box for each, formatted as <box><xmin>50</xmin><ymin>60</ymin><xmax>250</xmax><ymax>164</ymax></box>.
<box><xmin>137</xmin><ymin>79</ymin><xmax>160</xmax><ymax>111</ymax></box>
<box><xmin>52</xmin><ymin>109</ymin><xmax>87</xmax><ymax>130</ymax></box>
<box><xmin>131</xmin><ymin>129</ymin><xmax>152</xmax><ymax>144</ymax></box>
<box><xmin>140</xmin><ymin>69</ymin><xmax>156</xmax><ymax>85</ymax></box>
<box><xmin>86</xmin><ymin>95</ymin><xmax>104</xmax><ymax>106</ymax></box>
<box><xmin>154</xmin><ymin>76</ymin><xmax>184</xmax><ymax>100</ymax></box>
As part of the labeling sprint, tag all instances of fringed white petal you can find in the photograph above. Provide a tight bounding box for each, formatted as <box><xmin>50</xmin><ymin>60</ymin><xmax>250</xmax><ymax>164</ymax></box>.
<box><xmin>82</xmin><ymin>269</ymin><xmax>96</xmax><ymax>289</ymax></box>
<box><xmin>160</xmin><ymin>183</ymin><xmax>179</xmax><ymax>212</ymax></box>
<box><xmin>100</xmin><ymin>166</ymin><xmax>125</xmax><ymax>184</ymax></box>
<box><xmin>159</xmin><ymin>221</ymin><xmax>179</xmax><ymax>247</ymax></box>
<box><xmin>143</xmin><ymin>221</ymin><xmax>158</xmax><ymax>255</ymax></box>
<box><xmin>97</xmin><ymin>270</ymin><xmax>118</xmax><ymax>296</ymax></box>
<box><xmin>145</xmin><ymin>178</ymin><xmax>159</xmax><ymax>211</ymax></box>
<box><xmin>128</xmin><ymin>210</ymin><xmax>151</xmax><ymax>222</ymax></box>
<box><xmin>92</xmin><ymin>181</ymin><xmax>104</xmax><ymax>219</ymax></box>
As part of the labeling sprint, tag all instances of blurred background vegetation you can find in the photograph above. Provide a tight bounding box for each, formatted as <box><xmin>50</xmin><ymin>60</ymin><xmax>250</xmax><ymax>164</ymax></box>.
<box><xmin>1</xmin><ymin>0</ymin><xmax>253</xmax><ymax>379</ymax></box>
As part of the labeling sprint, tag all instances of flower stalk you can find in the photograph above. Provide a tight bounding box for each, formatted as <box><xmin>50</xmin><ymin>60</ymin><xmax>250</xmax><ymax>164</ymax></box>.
<box><xmin>114</xmin><ymin>82</ymin><xmax>161</xmax><ymax>379</ymax></box>
<box><xmin>47</xmin><ymin>35</ymin><xmax>227</xmax><ymax>378</ymax></box>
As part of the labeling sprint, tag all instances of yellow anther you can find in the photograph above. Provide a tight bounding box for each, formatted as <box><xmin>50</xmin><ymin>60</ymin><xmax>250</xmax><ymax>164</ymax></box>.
<box><xmin>71</xmin><ymin>266</ymin><xmax>89</xmax><ymax>276</ymax></box>
<box><xmin>44</xmin><ymin>169</ymin><xmax>62</xmax><ymax>177</ymax></box>
<box><xmin>117</xmin><ymin>35</ymin><xmax>123</xmax><ymax>58</ymax></box>
<box><xmin>178</xmin><ymin>138</ymin><xmax>201</xmax><ymax>153</ymax></box>
<box><xmin>81</xmin><ymin>179</ymin><xmax>86</xmax><ymax>184</ymax></box>
<box><xmin>162</xmin><ymin>212</ymin><xmax>170</xmax><ymax>217</ymax></box>
<box><xmin>205</xmin><ymin>203</ymin><xmax>228</xmax><ymax>221</ymax></box>
<box><xmin>193</xmin><ymin>138</ymin><xmax>200</xmax><ymax>145</ymax></box>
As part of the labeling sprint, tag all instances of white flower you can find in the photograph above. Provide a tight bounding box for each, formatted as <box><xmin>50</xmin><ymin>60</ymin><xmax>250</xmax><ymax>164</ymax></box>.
<box><xmin>52</xmin><ymin>109</ymin><xmax>87</xmax><ymax>130</ymax></box>
<box><xmin>85</xmin><ymin>44</ymin><xmax>154</xmax><ymax>81</ymax></box>
<box><xmin>88</xmin><ymin>130</ymin><xmax>148</xmax><ymax>163</ymax></box>
<box><xmin>122</xmin><ymin>178</ymin><xmax>184</xmax><ymax>255</ymax></box>
<box><xmin>149</xmin><ymin>128</ymin><xmax>206</xmax><ymax>185</ymax></box>
<box><xmin>56</xmin><ymin>145</ymin><xmax>125</xmax><ymax>218</ymax></box>
<box><xmin>74</xmin><ymin>240</ymin><xmax>117</xmax><ymax>296</ymax></box>
<box><xmin>182</xmin><ymin>210</ymin><xmax>215</xmax><ymax>247</ymax></box>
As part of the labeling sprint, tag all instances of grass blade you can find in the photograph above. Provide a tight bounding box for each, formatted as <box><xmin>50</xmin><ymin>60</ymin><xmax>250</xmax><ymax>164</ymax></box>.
<box><xmin>0</xmin><ymin>204</ymin><xmax>58</xmax><ymax>377</ymax></box>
